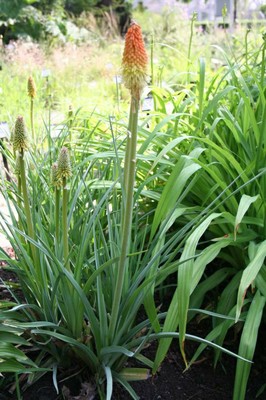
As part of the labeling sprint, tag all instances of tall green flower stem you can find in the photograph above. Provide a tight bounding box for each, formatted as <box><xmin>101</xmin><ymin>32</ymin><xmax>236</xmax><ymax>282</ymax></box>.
<box><xmin>244</xmin><ymin>29</ymin><xmax>250</xmax><ymax>68</ymax></box>
<box><xmin>30</xmin><ymin>98</ymin><xmax>35</xmax><ymax>142</ymax></box>
<box><xmin>28</xmin><ymin>76</ymin><xmax>36</xmax><ymax>142</ymax></box>
<box><xmin>56</xmin><ymin>147</ymin><xmax>71</xmax><ymax>271</ymax></box>
<box><xmin>123</xmin><ymin>102</ymin><xmax>134</xmax><ymax>194</ymax></box>
<box><xmin>110</xmin><ymin>96</ymin><xmax>139</xmax><ymax>341</ymax></box>
<box><xmin>187</xmin><ymin>12</ymin><xmax>197</xmax><ymax>85</ymax></box>
<box><xmin>17</xmin><ymin>175</ymin><xmax>25</xmax><ymax>239</ymax></box>
<box><xmin>14</xmin><ymin>165</ymin><xmax>25</xmax><ymax>246</ymax></box>
<box><xmin>62</xmin><ymin>176</ymin><xmax>70</xmax><ymax>272</ymax></box>
<box><xmin>19</xmin><ymin>150</ymin><xmax>37</xmax><ymax>266</ymax></box>
<box><xmin>110</xmin><ymin>20</ymin><xmax>148</xmax><ymax>341</ymax></box>
<box><xmin>55</xmin><ymin>148</ymin><xmax>80</xmax><ymax>337</ymax></box>
<box><xmin>261</xmin><ymin>33</ymin><xmax>266</xmax><ymax>88</ymax></box>
<box><xmin>51</xmin><ymin>162</ymin><xmax>61</xmax><ymax>252</ymax></box>
<box><xmin>61</xmin><ymin>175</ymin><xmax>76</xmax><ymax>331</ymax></box>
<box><xmin>55</xmin><ymin>187</ymin><xmax>60</xmax><ymax>249</ymax></box>
<box><xmin>150</xmin><ymin>34</ymin><xmax>154</xmax><ymax>86</ymax></box>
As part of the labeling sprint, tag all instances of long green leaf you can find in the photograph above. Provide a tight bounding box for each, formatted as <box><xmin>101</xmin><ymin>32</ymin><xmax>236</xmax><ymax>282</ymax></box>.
<box><xmin>0</xmin><ymin>360</ymin><xmax>35</xmax><ymax>373</ymax></box>
<box><xmin>151</xmin><ymin>149</ymin><xmax>203</xmax><ymax>237</ymax></box>
<box><xmin>234</xmin><ymin>194</ymin><xmax>259</xmax><ymax>240</ymax></box>
<box><xmin>236</xmin><ymin>240</ymin><xmax>266</xmax><ymax>321</ymax></box>
<box><xmin>119</xmin><ymin>368</ymin><xmax>150</xmax><ymax>382</ymax></box>
<box><xmin>104</xmin><ymin>365</ymin><xmax>113</xmax><ymax>400</ymax></box>
<box><xmin>177</xmin><ymin>213</ymin><xmax>221</xmax><ymax>365</ymax></box>
<box><xmin>233</xmin><ymin>291</ymin><xmax>265</xmax><ymax>400</ymax></box>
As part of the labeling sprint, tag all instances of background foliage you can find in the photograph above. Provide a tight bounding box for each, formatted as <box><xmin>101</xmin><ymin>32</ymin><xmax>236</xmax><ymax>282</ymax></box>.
<box><xmin>0</xmin><ymin>0</ymin><xmax>132</xmax><ymax>43</ymax></box>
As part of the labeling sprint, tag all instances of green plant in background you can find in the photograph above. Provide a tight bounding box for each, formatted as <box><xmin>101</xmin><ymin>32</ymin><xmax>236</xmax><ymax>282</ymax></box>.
<box><xmin>260</xmin><ymin>4</ymin><xmax>266</xmax><ymax>17</ymax></box>
<box><xmin>0</xmin><ymin>0</ymin><xmax>132</xmax><ymax>44</ymax></box>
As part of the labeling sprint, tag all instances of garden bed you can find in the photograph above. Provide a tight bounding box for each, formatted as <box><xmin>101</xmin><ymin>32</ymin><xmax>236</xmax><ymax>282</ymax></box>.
<box><xmin>0</xmin><ymin>257</ymin><xmax>265</xmax><ymax>400</ymax></box>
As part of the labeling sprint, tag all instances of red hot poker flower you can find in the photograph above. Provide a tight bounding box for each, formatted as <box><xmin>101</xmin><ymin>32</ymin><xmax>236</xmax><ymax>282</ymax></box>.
<box><xmin>122</xmin><ymin>22</ymin><xmax>148</xmax><ymax>100</ymax></box>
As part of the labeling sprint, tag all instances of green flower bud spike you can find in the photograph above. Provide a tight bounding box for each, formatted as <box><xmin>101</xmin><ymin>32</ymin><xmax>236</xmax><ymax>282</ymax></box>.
<box><xmin>57</xmin><ymin>146</ymin><xmax>72</xmax><ymax>180</ymax></box>
<box><xmin>51</xmin><ymin>162</ymin><xmax>62</xmax><ymax>188</ymax></box>
<box><xmin>13</xmin><ymin>116</ymin><xmax>37</xmax><ymax>266</ymax></box>
<box><xmin>28</xmin><ymin>76</ymin><xmax>36</xmax><ymax>99</ymax></box>
<box><xmin>57</xmin><ymin>147</ymin><xmax>71</xmax><ymax>272</ymax></box>
<box><xmin>13</xmin><ymin>116</ymin><xmax>28</xmax><ymax>153</ymax></box>
<box><xmin>68</xmin><ymin>105</ymin><xmax>73</xmax><ymax>119</ymax></box>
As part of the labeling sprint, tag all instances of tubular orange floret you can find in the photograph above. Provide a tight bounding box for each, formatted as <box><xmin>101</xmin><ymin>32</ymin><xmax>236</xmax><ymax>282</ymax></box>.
<box><xmin>122</xmin><ymin>21</ymin><xmax>148</xmax><ymax>100</ymax></box>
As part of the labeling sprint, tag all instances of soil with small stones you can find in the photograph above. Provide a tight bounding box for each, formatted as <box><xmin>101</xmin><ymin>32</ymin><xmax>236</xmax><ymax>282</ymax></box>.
<box><xmin>1</xmin><ymin>250</ymin><xmax>265</xmax><ymax>400</ymax></box>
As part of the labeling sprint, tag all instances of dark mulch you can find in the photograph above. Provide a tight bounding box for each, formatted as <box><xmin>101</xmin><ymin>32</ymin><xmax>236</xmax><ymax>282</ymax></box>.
<box><xmin>0</xmin><ymin>251</ymin><xmax>265</xmax><ymax>400</ymax></box>
<box><xmin>114</xmin><ymin>342</ymin><xmax>265</xmax><ymax>400</ymax></box>
<box><xmin>9</xmin><ymin>338</ymin><xmax>265</xmax><ymax>400</ymax></box>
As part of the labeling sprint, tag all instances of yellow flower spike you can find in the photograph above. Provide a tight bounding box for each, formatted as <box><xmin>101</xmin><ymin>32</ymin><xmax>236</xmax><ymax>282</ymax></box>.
<box><xmin>122</xmin><ymin>21</ymin><xmax>148</xmax><ymax>100</ymax></box>
<box><xmin>28</xmin><ymin>76</ymin><xmax>36</xmax><ymax>99</ymax></box>
<box><xmin>13</xmin><ymin>116</ymin><xmax>29</xmax><ymax>152</ymax></box>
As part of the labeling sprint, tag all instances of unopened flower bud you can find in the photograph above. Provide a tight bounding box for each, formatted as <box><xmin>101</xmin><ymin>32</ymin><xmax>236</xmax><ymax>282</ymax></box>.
<box><xmin>57</xmin><ymin>147</ymin><xmax>72</xmax><ymax>179</ymax></box>
<box><xmin>68</xmin><ymin>105</ymin><xmax>73</xmax><ymax>119</ymax></box>
<box><xmin>51</xmin><ymin>162</ymin><xmax>61</xmax><ymax>188</ymax></box>
<box><xmin>28</xmin><ymin>76</ymin><xmax>36</xmax><ymax>98</ymax></box>
<box><xmin>13</xmin><ymin>116</ymin><xmax>28</xmax><ymax>152</ymax></box>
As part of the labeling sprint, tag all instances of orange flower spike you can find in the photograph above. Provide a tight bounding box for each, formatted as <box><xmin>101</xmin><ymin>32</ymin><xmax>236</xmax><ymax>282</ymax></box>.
<box><xmin>122</xmin><ymin>21</ymin><xmax>148</xmax><ymax>100</ymax></box>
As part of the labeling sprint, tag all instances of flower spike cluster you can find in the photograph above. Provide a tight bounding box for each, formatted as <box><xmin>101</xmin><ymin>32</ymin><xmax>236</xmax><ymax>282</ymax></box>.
<box><xmin>122</xmin><ymin>21</ymin><xmax>148</xmax><ymax>100</ymax></box>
